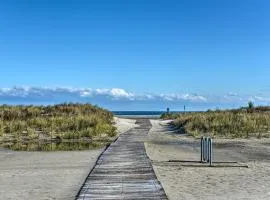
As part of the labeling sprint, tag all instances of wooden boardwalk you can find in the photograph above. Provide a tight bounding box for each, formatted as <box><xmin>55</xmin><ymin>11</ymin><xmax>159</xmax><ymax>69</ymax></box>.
<box><xmin>76</xmin><ymin>119</ymin><xmax>167</xmax><ymax>200</ymax></box>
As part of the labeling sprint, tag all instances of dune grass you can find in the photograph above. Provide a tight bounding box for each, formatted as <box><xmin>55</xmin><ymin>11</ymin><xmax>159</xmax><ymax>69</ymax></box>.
<box><xmin>161</xmin><ymin>106</ymin><xmax>270</xmax><ymax>138</ymax></box>
<box><xmin>0</xmin><ymin>103</ymin><xmax>116</xmax><ymax>141</ymax></box>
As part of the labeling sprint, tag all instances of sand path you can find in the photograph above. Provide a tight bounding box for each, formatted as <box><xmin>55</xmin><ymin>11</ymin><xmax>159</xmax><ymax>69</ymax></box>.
<box><xmin>145</xmin><ymin>119</ymin><xmax>270</xmax><ymax>200</ymax></box>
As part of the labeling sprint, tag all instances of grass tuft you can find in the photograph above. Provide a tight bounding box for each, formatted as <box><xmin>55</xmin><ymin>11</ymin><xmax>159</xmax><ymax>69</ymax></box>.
<box><xmin>161</xmin><ymin>106</ymin><xmax>270</xmax><ymax>138</ymax></box>
<box><xmin>0</xmin><ymin>103</ymin><xmax>116</xmax><ymax>141</ymax></box>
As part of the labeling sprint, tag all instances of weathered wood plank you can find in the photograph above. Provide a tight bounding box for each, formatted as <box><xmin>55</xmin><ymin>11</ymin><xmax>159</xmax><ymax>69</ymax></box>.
<box><xmin>76</xmin><ymin>119</ymin><xmax>167</xmax><ymax>200</ymax></box>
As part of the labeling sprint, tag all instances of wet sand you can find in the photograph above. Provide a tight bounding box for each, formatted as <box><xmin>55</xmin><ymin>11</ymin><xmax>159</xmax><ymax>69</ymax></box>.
<box><xmin>145</xmin><ymin>119</ymin><xmax>270</xmax><ymax>200</ymax></box>
<box><xmin>0</xmin><ymin>117</ymin><xmax>136</xmax><ymax>200</ymax></box>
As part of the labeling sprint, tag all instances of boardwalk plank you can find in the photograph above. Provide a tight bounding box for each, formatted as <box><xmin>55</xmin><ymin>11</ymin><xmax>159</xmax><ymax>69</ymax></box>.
<box><xmin>76</xmin><ymin>119</ymin><xmax>167</xmax><ymax>200</ymax></box>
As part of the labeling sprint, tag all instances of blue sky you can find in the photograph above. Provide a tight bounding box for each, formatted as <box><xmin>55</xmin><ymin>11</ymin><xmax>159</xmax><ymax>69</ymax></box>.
<box><xmin>0</xmin><ymin>0</ymin><xmax>270</xmax><ymax>110</ymax></box>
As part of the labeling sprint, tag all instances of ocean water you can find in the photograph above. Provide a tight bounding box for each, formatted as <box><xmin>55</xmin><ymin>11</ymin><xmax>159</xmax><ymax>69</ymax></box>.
<box><xmin>113</xmin><ymin>111</ymin><xmax>168</xmax><ymax>118</ymax></box>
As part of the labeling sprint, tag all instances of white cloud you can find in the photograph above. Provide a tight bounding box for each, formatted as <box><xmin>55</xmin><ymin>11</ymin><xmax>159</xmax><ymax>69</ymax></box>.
<box><xmin>156</xmin><ymin>93</ymin><xmax>207</xmax><ymax>102</ymax></box>
<box><xmin>80</xmin><ymin>90</ymin><xmax>92</xmax><ymax>97</ymax></box>
<box><xmin>0</xmin><ymin>86</ymin><xmax>207</xmax><ymax>102</ymax></box>
<box><xmin>223</xmin><ymin>92</ymin><xmax>243</xmax><ymax>101</ymax></box>
<box><xmin>145</xmin><ymin>94</ymin><xmax>155</xmax><ymax>100</ymax></box>
<box><xmin>0</xmin><ymin>86</ymin><xmax>29</xmax><ymax>97</ymax></box>
<box><xmin>253</xmin><ymin>96</ymin><xmax>270</xmax><ymax>102</ymax></box>
<box><xmin>181</xmin><ymin>94</ymin><xmax>207</xmax><ymax>101</ymax></box>
<box><xmin>110</xmin><ymin>88</ymin><xmax>135</xmax><ymax>99</ymax></box>
<box><xmin>4</xmin><ymin>86</ymin><xmax>270</xmax><ymax>105</ymax></box>
<box><xmin>95</xmin><ymin>88</ymin><xmax>110</xmax><ymax>95</ymax></box>
<box><xmin>92</xmin><ymin>88</ymin><xmax>135</xmax><ymax>100</ymax></box>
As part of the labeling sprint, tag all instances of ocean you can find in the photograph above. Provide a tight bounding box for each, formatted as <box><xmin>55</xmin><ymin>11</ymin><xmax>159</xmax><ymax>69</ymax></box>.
<box><xmin>112</xmin><ymin>111</ymin><xmax>182</xmax><ymax>118</ymax></box>
<box><xmin>113</xmin><ymin>111</ymin><xmax>165</xmax><ymax>118</ymax></box>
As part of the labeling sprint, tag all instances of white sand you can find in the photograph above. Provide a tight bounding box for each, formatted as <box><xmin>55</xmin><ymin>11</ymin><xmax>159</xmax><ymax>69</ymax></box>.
<box><xmin>145</xmin><ymin>119</ymin><xmax>270</xmax><ymax>200</ymax></box>
<box><xmin>0</xmin><ymin>150</ymin><xmax>102</xmax><ymax>200</ymax></box>
<box><xmin>0</xmin><ymin>117</ymin><xmax>137</xmax><ymax>200</ymax></box>
<box><xmin>114</xmin><ymin>117</ymin><xmax>138</xmax><ymax>134</ymax></box>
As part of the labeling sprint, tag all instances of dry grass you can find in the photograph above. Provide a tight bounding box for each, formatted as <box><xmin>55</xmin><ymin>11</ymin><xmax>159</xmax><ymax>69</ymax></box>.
<box><xmin>161</xmin><ymin>107</ymin><xmax>270</xmax><ymax>138</ymax></box>
<box><xmin>0</xmin><ymin>103</ymin><xmax>116</xmax><ymax>141</ymax></box>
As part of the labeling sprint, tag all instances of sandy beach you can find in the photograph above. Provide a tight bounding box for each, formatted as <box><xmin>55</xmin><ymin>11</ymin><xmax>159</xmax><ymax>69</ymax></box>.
<box><xmin>113</xmin><ymin>117</ymin><xmax>138</xmax><ymax>134</ymax></box>
<box><xmin>2</xmin><ymin>117</ymin><xmax>270</xmax><ymax>200</ymax></box>
<box><xmin>145</xmin><ymin>119</ymin><xmax>270</xmax><ymax>200</ymax></box>
<box><xmin>0</xmin><ymin>150</ymin><xmax>102</xmax><ymax>200</ymax></box>
<box><xmin>0</xmin><ymin>117</ymin><xmax>136</xmax><ymax>200</ymax></box>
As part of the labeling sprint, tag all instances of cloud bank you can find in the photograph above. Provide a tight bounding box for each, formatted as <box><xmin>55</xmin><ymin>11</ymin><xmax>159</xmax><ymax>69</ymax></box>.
<box><xmin>0</xmin><ymin>86</ymin><xmax>269</xmax><ymax>110</ymax></box>
<box><xmin>0</xmin><ymin>86</ymin><xmax>207</xmax><ymax>102</ymax></box>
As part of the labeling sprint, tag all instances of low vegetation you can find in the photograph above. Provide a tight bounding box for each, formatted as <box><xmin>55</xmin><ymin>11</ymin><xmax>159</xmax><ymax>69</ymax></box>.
<box><xmin>161</xmin><ymin>104</ymin><xmax>270</xmax><ymax>138</ymax></box>
<box><xmin>0</xmin><ymin>103</ymin><xmax>116</xmax><ymax>141</ymax></box>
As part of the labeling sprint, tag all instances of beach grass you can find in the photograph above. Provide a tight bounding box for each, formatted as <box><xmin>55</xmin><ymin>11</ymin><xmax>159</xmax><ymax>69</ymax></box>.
<box><xmin>0</xmin><ymin>103</ymin><xmax>116</xmax><ymax>141</ymax></box>
<box><xmin>161</xmin><ymin>106</ymin><xmax>270</xmax><ymax>138</ymax></box>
